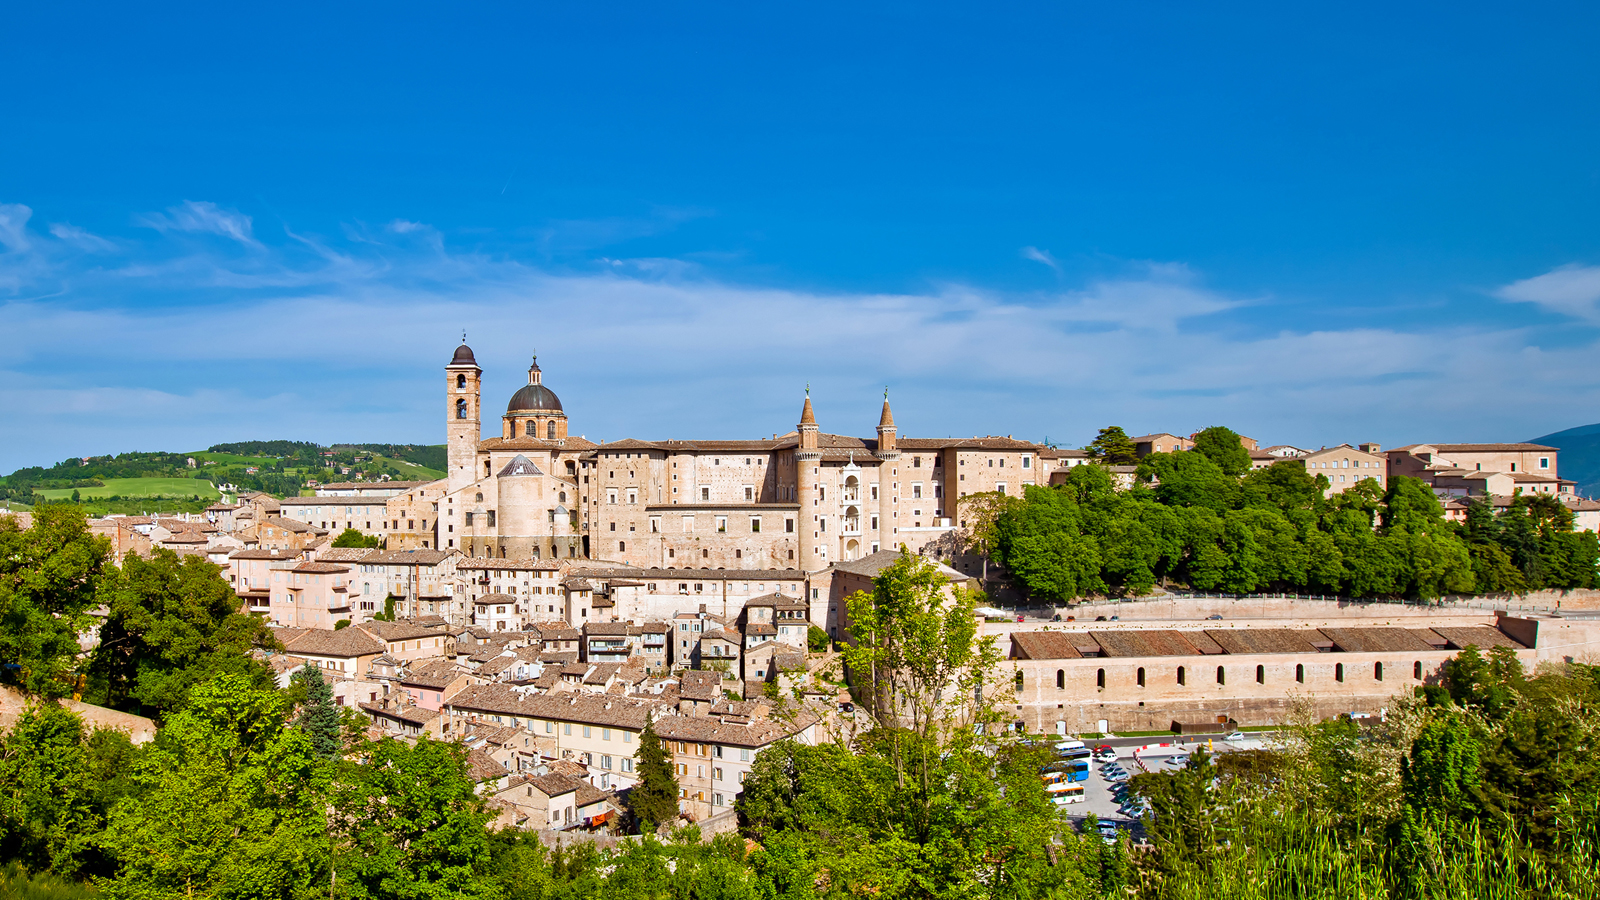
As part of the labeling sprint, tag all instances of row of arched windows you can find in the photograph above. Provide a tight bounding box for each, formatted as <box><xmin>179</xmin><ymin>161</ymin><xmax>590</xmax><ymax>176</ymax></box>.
<box><xmin>1042</xmin><ymin>660</ymin><xmax>1426</xmax><ymax>690</ymax></box>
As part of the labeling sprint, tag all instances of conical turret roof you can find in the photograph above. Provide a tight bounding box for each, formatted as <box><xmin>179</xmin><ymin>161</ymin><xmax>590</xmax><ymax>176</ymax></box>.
<box><xmin>799</xmin><ymin>395</ymin><xmax>816</xmax><ymax>426</ymax></box>
<box><xmin>878</xmin><ymin>399</ymin><xmax>895</xmax><ymax>429</ymax></box>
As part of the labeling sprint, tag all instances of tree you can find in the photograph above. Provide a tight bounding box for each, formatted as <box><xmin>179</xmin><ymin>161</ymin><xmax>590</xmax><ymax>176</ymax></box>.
<box><xmin>0</xmin><ymin>705</ymin><xmax>97</xmax><ymax>876</ymax></box>
<box><xmin>1086</xmin><ymin>426</ymin><xmax>1139</xmax><ymax>466</ymax></box>
<box><xmin>100</xmin><ymin>672</ymin><xmax>332</xmax><ymax>900</ymax></box>
<box><xmin>92</xmin><ymin>548</ymin><xmax>280</xmax><ymax>717</ymax></box>
<box><xmin>956</xmin><ymin>490</ymin><xmax>1018</xmax><ymax>583</ymax></box>
<box><xmin>291</xmin><ymin>664</ymin><xmax>341</xmax><ymax>759</ymax></box>
<box><xmin>1191</xmin><ymin>426</ymin><xmax>1251</xmax><ymax>476</ymax></box>
<box><xmin>629</xmin><ymin>714</ymin><xmax>679</xmax><ymax>832</ymax></box>
<box><xmin>0</xmin><ymin>505</ymin><xmax>113</xmax><ymax>698</ymax></box>
<box><xmin>330</xmin><ymin>735</ymin><xmax>493</xmax><ymax>900</ymax></box>
<box><xmin>331</xmin><ymin>528</ymin><xmax>380</xmax><ymax>549</ymax></box>
<box><xmin>806</xmin><ymin>625</ymin><xmax>830</xmax><ymax>652</ymax></box>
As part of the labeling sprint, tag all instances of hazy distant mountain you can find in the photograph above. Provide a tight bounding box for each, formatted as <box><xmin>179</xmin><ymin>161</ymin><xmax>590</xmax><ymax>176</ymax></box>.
<box><xmin>1529</xmin><ymin>423</ymin><xmax>1600</xmax><ymax>498</ymax></box>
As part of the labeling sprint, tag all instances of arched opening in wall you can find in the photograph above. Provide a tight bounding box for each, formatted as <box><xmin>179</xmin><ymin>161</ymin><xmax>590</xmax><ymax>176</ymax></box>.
<box><xmin>1296</xmin><ymin>664</ymin><xmax>1304</xmax><ymax>683</ymax></box>
<box><xmin>1335</xmin><ymin>663</ymin><xmax>1344</xmax><ymax>683</ymax></box>
<box><xmin>788</xmin><ymin>549</ymin><xmax>794</xmax><ymax>560</ymax></box>
<box><xmin>456</xmin><ymin>399</ymin><xmax>468</xmax><ymax>419</ymax></box>
<box><xmin>846</xmin><ymin>539</ymin><xmax>859</xmax><ymax>560</ymax></box>
<box><xmin>702</xmin><ymin>549</ymin><xmax>709</xmax><ymax>558</ymax></box>
<box><xmin>1256</xmin><ymin>665</ymin><xmax>1265</xmax><ymax>685</ymax></box>
<box><xmin>475</xmin><ymin>493</ymin><xmax>484</xmax><ymax>502</ymax></box>
<box><xmin>1177</xmin><ymin>666</ymin><xmax>1186</xmax><ymax>686</ymax></box>
<box><xmin>484</xmin><ymin>461</ymin><xmax>491</xmax><ymax>476</ymax></box>
<box><xmin>525</xmin><ymin>421</ymin><xmax>536</xmax><ymax>436</ymax></box>
<box><xmin>559</xmin><ymin>492</ymin><xmax>566</xmax><ymax>503</ymax></box>
<box><xmin>1056</xmin><ymin>669</ymin><xmax>1064</xmax><ymax>690</ymax></box>
<box><xmin>456</xmin><ymin>374</ymin><xmax>466</xmax><ymax>389</ymax></box>
<box><xmin>1014</xmin><ymin>671</ymin><xmax>1024</xmax><ymax>693</ymax></box>
<box><xmin>1216</xmin><ymin>666</ymin><xmax>1225</xmax><ymax>685</ymax></box>
<box><xmin>619</xmin><ymin>541</ymin><xmax>626</xmax><ymax>552</ymax></box>
<box><xmin>1137</xmin><ymin>667</ymin><xmax>1145</xmax><ymax>687</ymax></box>
<box><xmin>548</xmin><ymin>421</ymin><xmax>557</xmax><ymax>440</ymax></box>
<box><xmin>1096</xmin><ymin>668</ymin><xmax>1105</xmax><ymax>689</ymax></box>
<box><xmin>1414</xmin><ymin>661</ymin><xmax>1422</xmax><ymax>680</ymax></box>
<box><xmin>1374</xmin><ymin>661</ymin><xmax>1383</xmax><ymax>681</ymax></box>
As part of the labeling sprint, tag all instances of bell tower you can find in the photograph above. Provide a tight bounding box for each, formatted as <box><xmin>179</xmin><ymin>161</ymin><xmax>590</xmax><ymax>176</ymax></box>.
<box><xmin>875</xmin><ymin>389</ymin><xmax>900</xmax><ymax>553</ymax></box>
<box><xmin>446</xmin><ymin>338</ymin><xmax>482</xmax><ymax>493</ymax></box>
<box><xmin>796</xmin><ymin>387</ymin><xmax>821</xmax><ymax>572</ymax></box>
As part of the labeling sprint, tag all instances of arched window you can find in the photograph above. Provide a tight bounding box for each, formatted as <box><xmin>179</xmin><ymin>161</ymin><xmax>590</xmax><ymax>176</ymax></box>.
<box><xmin>619</xmin><ymin>541</ymin><xmax>626</xmax><ymax>552</ymax></box>
<box><xmin>1335</xmin><ymin>663</ymin><xmax>1345</xmax><ymax>683</ymax></box>
<box><xmin>1296</xmin><ymin>664</ymin><xmax>1304</xmax><ymax>684</ymax></box>
<box><xmin>559</xmin><ymin>491</ymin><xmax>566</xmax><ymax>503</ymax></box>
<box><xmin>456</xmin><ymin>399</ymin><xmax>467</xmax><ymax>419</ymax></box>
<box><xmin>787</xmin><ymin>549</ymin><xmax>794</xmax><ymax>559</ymax></box>
<box><xmin>1256</xmin><ymin>665</ymin><xmax>1265</xmax><ymax>685</ymax></box>
<box><xmin>525</xmin><ymin>421</ymin><xmax>536</xmax><ymax>436</ymax></box>
<box><xmin>475</xmin><ymin>493</ymin><xmax>483</xmax><ymax>502</ymax></box>
<box><xmin>1177</xmin><ymin>666</ymin><xmax>1186</xmax><ymax>686</ymax></box>
<box><xmin>456</xmin><ymin>374</ymin><xmax>466</xmax><ymax>389</ymax></box>
<box><xmin>1414</xmin><ymin>661</ymin><xmax>1422</xmax><ymax>680</ymax></box>
<box><xmin>548</xmin><ymin>421</ymin><xmax>557</xmax><ymax>440</ymax></box>
<box><xmin>1374</xmin><ymin>661</ymin><xmax>1383</xmax><ymax>681</ymax></box>
<box><xmin>1096</xmin><ymin>668</ymin><xmax>1106</xmax><ymax>689</ymax></box>
<box><xmin>1137</xmin><ymin>667</ymin><xmax>1145</xmax><ymax>687</ymax></box>
<box><xmin>1056</xmin><ymin>669</ymin><xmax>1065</xmax><ymax>690</ymax></box>
<box><xmin>1216</xmin><ymin>666</ymin><xmax>1225</xmax><ymax>685</ymax></box>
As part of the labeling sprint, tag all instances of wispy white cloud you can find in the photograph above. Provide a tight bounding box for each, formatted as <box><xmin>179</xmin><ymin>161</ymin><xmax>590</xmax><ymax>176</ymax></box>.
<box><xmin>1021</xmin><ymin>245</ymin><xmax>1060</xmax><ymax>273</ymax></box>
<box><xmin>48</xmin><ymin>222</ymin><xmax>119</xmax><ymax>253</ymax></box>
<box><xmin>1495</xmin><ymin>263</ymin><xmax>1600</xmax><ymax>322</ymax></box>
<box><xmin>1</xmin><ymin>200</ymin><xmax>1596</xmax><ymax>470</ymax></box>
<box><xmin>0</xmin><ymin>203</ymin><xmax>34</xmax><ymax>253</ymax></box>
<box><xmin>136</xmin><ymin>200</ymin><xmax>259</xmax><ymax>246</ymax></box>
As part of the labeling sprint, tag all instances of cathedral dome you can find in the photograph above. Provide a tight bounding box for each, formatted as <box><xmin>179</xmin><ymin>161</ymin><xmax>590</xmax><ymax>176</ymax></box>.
<box><xmin>507</xmin><ymin>383</ymin><xmax>563</xmax><ymax>413</ymax></box>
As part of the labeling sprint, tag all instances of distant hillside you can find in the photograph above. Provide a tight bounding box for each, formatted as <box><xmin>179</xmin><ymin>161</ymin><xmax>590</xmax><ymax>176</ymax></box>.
<box><xmin>1530</xmin><ymin>423</ymin><xmax>1600</xmax><ymax>497</ymax></box>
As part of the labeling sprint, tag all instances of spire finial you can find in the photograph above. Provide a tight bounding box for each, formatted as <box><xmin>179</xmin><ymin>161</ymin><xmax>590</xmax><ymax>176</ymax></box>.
<box><xmin>884</xmin><ymin>386</ymin><xmax>889</xmax><ymax>401</ymax></box>
<box><xmin>805</xmin><ymin>382</ymin><xmax>810</xmax><ymax>397</ymax></box>
<box><xmin>462</xmin><ymin>330</ymin><xmax>467</xmax><ymax>343</ymax></box>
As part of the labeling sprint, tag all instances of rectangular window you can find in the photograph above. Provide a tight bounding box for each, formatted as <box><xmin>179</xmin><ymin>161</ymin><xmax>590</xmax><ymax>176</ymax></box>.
<box><xmin>650</xmin><ymin>517</ymin><xmax>660</xmax><ymax>533</ymax></box>
<box><xmin>750</xmin><ymin>517</ymin><xmax>761</xmax><ymax>533</ymax></box>
<box><xmin>716</xmin><ymin>516</ymin><xmax>727</xmax><ymax>533</ymax></box>
<box><xmin>700</xmin><ymin>487</ymin><xmax>710</xmax><ymax>501</ymax></box>
<box><xmin>622</xmin><ymin>758</ymin><xmax>633</xmax><ymax>772</ymax></box>
<box><xmin>602</xmin><ymin>728</ymin><xmax>611</xmax><ymax>740</ymax></box>
<box><xmin>911</xmin><ymin>483</ymin><xmax>922</xmax><ymax>499</ymax></box>
<box><xmin>740</xmin><ymin>748</ymin><xmax>750</xmax><ymax>762</ymax></box>
<box><xmin>870</xmin><ymin>485</ymin><xmax>879</xmax><ymax>500</ymax></box>
<box><xmin>583</xmin><ymin>726</ymin><xmax>591</xmax><ymax>738</ymax></box>
<box><xmin>1539</xmin><ymin>457</ymin><xmax>1550</xmax><ymax>469</ymax></box>
<box><xmin>785</xmin><ymin>518</ymin><xmax>794</xmax><ymax>533</ymax></box>
<box><xmin>744</xmin><ymin>486</ymin><xmax>754</xmax><ymax>501</ymax></box>
<box><xmin>1022</xmin><ymin>457</ymin><xmax>1031</xmax><ymax>469</ymax></box>
<box><xmin>564</xmin><ymin>723</ymin><xmax>572</xmax><ymax>735</ymax></box>
<box><xmin>602</xmin><ymin>755</ymin><xmax>613</xmax><ymax>769</ymax></box>
<box><xmin>996</xmin><ymin>483</ymin><xmax>1006</xmax><ymax>495</ymax></box>
<box><xmin>682</xmin><ymin>516</ymin><xmax>694</xmax><ymax>532</ymax></box>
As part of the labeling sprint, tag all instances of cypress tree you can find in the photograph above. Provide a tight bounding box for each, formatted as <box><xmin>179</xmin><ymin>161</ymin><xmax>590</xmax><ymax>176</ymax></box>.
<box><xmin>291</xmin><ymin>663</ymin><xmax>342</xmax><ymax>759</ymax></box>
<box><xmin>629</xmin><ymin>713</ymin><xmax>679</xmax><ymax>832</ymax></box>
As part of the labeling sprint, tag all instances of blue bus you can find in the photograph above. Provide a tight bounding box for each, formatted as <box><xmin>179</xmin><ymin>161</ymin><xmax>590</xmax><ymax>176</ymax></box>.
<box><xmin>1068</xmin><ymin>759</ymin><xmax>1090</xmax><ymax>782</ymax></box>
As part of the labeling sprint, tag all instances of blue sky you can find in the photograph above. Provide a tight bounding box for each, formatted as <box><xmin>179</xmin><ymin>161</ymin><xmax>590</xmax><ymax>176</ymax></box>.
<box><xmin>3</xmin><ymin>3</ymin><xmax>1600</xmax><ymax>472</ymax></box>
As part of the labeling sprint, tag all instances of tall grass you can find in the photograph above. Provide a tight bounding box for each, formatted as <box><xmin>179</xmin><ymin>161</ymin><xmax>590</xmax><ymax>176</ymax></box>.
<box><xmin>0</xmin><ymin>864</ymin><xmax>97</xmax><ymax>900</ymax></box>
<box><xmin>1136</xmin><ymin>811</ymin><xmax>1597</xmax><ymax>900</ymax></box>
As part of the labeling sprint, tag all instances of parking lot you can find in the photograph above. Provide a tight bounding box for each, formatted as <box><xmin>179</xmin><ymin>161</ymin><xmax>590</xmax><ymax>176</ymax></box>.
<box><xmin>1062</xmin><ymin>738</ymin><xmax>1265</xmax><ymax>837</ymax></box>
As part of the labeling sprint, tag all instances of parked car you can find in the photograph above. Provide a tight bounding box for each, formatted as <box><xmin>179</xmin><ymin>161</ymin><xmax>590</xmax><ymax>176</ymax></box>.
<box><xmin>1207</xmin><ymin>614</ymin><xmax>1224</xmax><ymax>620</ymax></box>
<box><xmin>1093</xmin><ymin>749</ymin><xmax>1118</xmax><ymax>763</ymax></box>
<box><xmin>1224</xmin><ymin>732</ymin><xmax>1247</xmax><ymax>742</ymax></box>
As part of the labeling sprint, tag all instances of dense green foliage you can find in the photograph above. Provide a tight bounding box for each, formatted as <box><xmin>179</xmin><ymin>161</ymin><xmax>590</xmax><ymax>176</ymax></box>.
<box><xmin>1125</xmin><ymin>650</ymin><xmax>1600</xmax><ymax>899</ymax></box>
<box><xmin>1085</xmin><ymin>427</ymin><xmax>1138</xmax><ymax>466</ymax></box>
<box><xmin>0</xmin><ymin>507</ymin><xmax>113</xmax><ymax>697</ymax></box>
<box><xmin>331</xmin><ymin>529</ymin><xmax>381</xmax><ymax>549</ymax></box>
<box><xmin>991</xmin><ymin>455</ymin><xmax>1598</xmax><ymax>601</ymax></box>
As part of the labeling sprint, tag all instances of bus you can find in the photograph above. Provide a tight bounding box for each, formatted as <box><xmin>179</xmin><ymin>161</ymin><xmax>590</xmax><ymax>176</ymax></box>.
<box><xmin>1056</xmin><ymin>740</ymin><xmax>1092</xmax><ymax>760</ymax></box>
<box><xmin>1042</xmin><ymin>773</ymin><xmax>1087</xmax><ymax>806</ymax></box>
<box><xmin>1068</xmin><ymin>759</ymin><xmax>1090</xmax><ymax>782</ymax></box>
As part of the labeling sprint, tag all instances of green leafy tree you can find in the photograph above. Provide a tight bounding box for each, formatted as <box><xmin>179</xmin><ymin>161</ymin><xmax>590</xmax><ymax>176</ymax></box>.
<box><xmin>0</xmin><ymin>706</ymin><xmax>98</xmax><ymax>876</ymax></box>
<box><xmin>956</xmin><ymin>490</ymin><xmax>1018</xmax><ymax>583</ymax></box>
<box><xmin>331</xmin><ymin>529</ymin><xmax>380</xmax><ymax>549</ymax></box>
<box><xmin>92</xmin><ymin>549</ymin><xmax>280</xmax><ymax>717</ymax></box>
<box><xmin>291</xmin><ymin>664</ymin><xmax>341</xmax><ymax>760</ymax></box>
<box><xmin>0</xmin><ymin>505</ymin><xmax>113</xmax><ymax>697</ymax></box>
<box><xmin>1086</xmin><ymin>426</ymin><xmax>1139</xmax><ymax>466</ymax></box>
<box><xmin>840</xmin><ymin>550</ymin><xmax>1001</xmax><ymax>744</ymax></box>
<box><xmin>330</xmin><ymin>735</ymin><xmax>492</xmax><ymax>900</ymax></box>
<box><xmin>1191</xmin><ymin>425</ymin><xmax>1252</xmax><ymax>476</ymax></box>
<box><xmin>806</xmin><ymin>625</ymin><xmax>830</xmax><ymax>652</ymax></box>
<box><xmin>100</xmin><ymin>673</ymin><xmax>332</xmax><ymax>900</ymax></box>
<box><xmin>629</xmin><ymin>714</ymin><xmax>679</xmax><ymax>832</ymax></box>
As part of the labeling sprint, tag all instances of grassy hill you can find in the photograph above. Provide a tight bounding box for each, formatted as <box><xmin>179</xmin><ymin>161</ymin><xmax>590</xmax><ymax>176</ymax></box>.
<box><xmin>1530</xmin><ymin>423</ymin><xmax>1600</xmax><ymax>497</ymax></box>
<box><xmin>34</xmin><ymin>477</ymin><xmax>221</xmax><ymax>502</ymax></box>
